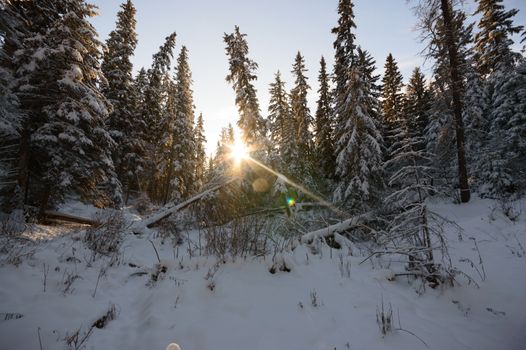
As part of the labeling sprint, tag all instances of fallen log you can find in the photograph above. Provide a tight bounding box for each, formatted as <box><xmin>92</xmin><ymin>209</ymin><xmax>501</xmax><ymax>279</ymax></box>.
<box><xmin>131</xmin><ymin>177</ymin><xmax>239</xmax><ymax>233</ymax></box>
<box><xmin>44</xmin><ymin>210</ymin><xmax>98</xmax><ymax>226</ymax></box>
<box><xmin>300</xmin><ymin>212</ymin><xmax>373</xmax><ymax>248</ymax></box>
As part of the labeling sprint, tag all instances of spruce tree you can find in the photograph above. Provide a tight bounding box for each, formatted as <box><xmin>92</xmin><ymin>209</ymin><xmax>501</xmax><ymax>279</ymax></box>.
<box><xmin>101</xmin><ymin>0</ymin><xmax>142</xmax><ymax>203</ymax></box>
<box><xmin>12</xmin><ymin>0</ymin><xmax>122</xmax><ymax>209</ymax></box>
<box><xmin>403</xmin><ymin>67</ymin><xmax>431</xmax><ymax>146</ymax></box>
<box><xmin>224</xmin><ymin>26</ymin><xmax>266</xmax><ymax>148</ymax></box>
<box><xmin>332</xmin><ymin>0</ymin><xmax>357</xmax><ymax>153</ymax></box>
<box><xmin>194</xmin><ymin>113</ymin><xmax>207</xmax><ymax>190</ymax></box>
<box><xmin>332</xmin><ymin>0</ymin><xmax>356</xmax><ymax>96</ymax></box>
<box><xmin>334</xmin><ymin>48</ymin><xmax>384</xmax><ymax>211</ymax></box>
<box><xmin>267</xmin><ymin>71</ymin><xmax>294</xmax><ymax>169</ymax></box>
<box><xmin>463</xmin><ymin>63</ymin><xmax>488</xmax><ymax>177</ymax></box>
<box><xmin>141</xmin><ymin>32</ymin><xmax>177</xmax><ymax>200</ymax></box>
<box><xmin>213</xmin><ymin>124</ymin><xmax>235</xmax><ymax>176</ymax></box>
<box><xmin>381</xmin><ymin>53</ymin><xmax>404</xmax><ymax>154</ymax></box>
<box><xmin>480</xmin><ymin>59</ymin><xmax>526</xmax><ymax>198</ymax></box>
<box><xmin>416</xmin><ymin>0</ymin><xmax>472</xmax><ymax>202</ymax></box>
<box><xmin>290</xmin><ymin>51</ymin><xmax>313</xmax><ymax>168</ymax></box>
<box><xmin>162</xmin><ymin>46</ymin><xmax>196</xmax><ymax>202</ymax></box>
<box><xmin>1</xmin><ymin>0</ymin><xmax>67</xmax><ymax>209</ymax></box>
<box><xmin>384</xmin><ymin>110</ymin><xmax>449</xmax><ymax>285</ymax></box>
<box><xmin>473</xmin><ymin>0</ymin><xmax>523</xmax><ymax>76</ymax></box>
<box><xmin>0</xmin><ymin>63</ymin><xmax>21</xmax><ymax>204</ymax></box>
<box><xmin>134</xmin><ymin>67</ymin><xmax>148</xmax><ymax>104</ymax></box>
<box><xmin>314</xmin><ymin>56</ymin><xmax>335</xmax><ymax>179</ymax></box>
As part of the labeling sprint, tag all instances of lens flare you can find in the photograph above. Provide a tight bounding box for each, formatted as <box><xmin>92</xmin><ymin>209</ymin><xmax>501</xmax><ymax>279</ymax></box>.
<box><xmin>229</xmin><ymin>139</ymin><xmax>249</xmax><ymax>164</ymax></box>
<box><xmin>286</xmin><ymin>197</ymin><xmax>296</xmax><ymax>207</ymax></box>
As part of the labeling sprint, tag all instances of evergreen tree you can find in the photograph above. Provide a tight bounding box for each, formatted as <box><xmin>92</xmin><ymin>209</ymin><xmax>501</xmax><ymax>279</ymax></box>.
<box><xmin>0</xmin><ymin>64</ymin><xmax>21</xmax><ymax>204</ymax></box>
<box><xmin>267</xmin><ymin>71</ymin><xmax>294</xmax><ymax>169</ymax></box>
<box><xmin>141</xmin><ymin>32</ymin><xmax>177</xmax><ymax>200</ymax></box>
<box><xmin>224</xmin><ymin>26</ymin><xmax>266</xmax><ymax>148</ymax></box>
<box><xmin>383</xmin><ymin>111</ymin><xmax>450</xmax><ymax>285</ymax></box>
<box><xmin>134</xmin><ymin>67</ymin><xmax>148</xmax><ymax>104</ymax></box>
<box><xmin>314</xmin><ymin>56</ymin><xmax>335</xmax><ymax>179</ymax></box>
<box><xmin>403</xmin><ymin>67</ymin><xmax>431</xmax><ymax>146</ymax></box>
<box><xmin>332</xmin><ymin>0</ymin><xmax>357</xmax><ymax>149</ymax></box>
<box><xmin>194</xmin><ymin>112</ymin><xmax>207</xmax><ymax>190</ymax></box>
<box><xmin>0</xmin><ymin>3</ymin><xmax>22</xmax><ymax>202</ymax></box>
<box><xmin>473</xmin><ymin>0</ymin><xmax>523</xmax><ymax>76</ymax></box>
<box><xmin>1</xmin><ymin>0</ymin><xmax>68</xmax><ymax>209</ymax></box>
<box><xmin>11</xmin><ymin>0</ymin><xmax>121</xmax><ymax>209</ymax></box>
<box><xmin>213</xmin><ymin>124</ymin><xmax>235</xmax><ymax>176</ymax></box>
<box><xmin>333</xmin><ymin>49</ymin><xmax>384</xmax><ymax>211</ymax></box>
<box><xmin>101</xmin><ymin>0</ymin><xmax>142</xmax><ymax>203</ymax></box>
<box><xmin>416</xmin><ymin>0</ymin><xmax>472</xmax><ymax>202</ymax></box>
<box><xmin>480</xmin><ymin>60</ymin><xmax>526</xmax><ymax>198</ymax></box>
<box><xmin>463</xmin><ymin>63</ymin><xmax>488</xmax><ymax>176</ymax></box>
<box><xmin>332</xmin><ymin>0</ymin><xmax>356</xmax><ymax>96</ymax></box>
<box><xmin>290</xmin><ymin>51</ymin><xmax>313</xmax><ymax>168</ymax></box>
<box><xmin>162</xmin><ymin>46</ymin><xmax>196</xmax><ymax>202</ymax></box>
<box><xmin>381</xmin><ymin>53</ymin><xmax>405</xmax><ymax>154</ymax></box>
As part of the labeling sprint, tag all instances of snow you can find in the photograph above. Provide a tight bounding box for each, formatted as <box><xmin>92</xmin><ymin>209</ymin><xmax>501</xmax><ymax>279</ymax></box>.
<box><xmin>1</xmin><ymin>196</ymin><xmax>525</xmax><ymax>350</ymax></box>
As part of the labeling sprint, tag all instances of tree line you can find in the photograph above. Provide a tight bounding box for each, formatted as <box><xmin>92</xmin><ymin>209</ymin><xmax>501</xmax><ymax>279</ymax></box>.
<box><xmin>0</xmin><ymin>0</ymin><xmax>525</xmax><ymax>224</ymax></box>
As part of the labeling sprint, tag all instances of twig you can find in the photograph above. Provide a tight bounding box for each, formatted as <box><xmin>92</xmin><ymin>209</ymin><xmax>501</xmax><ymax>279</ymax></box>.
<box><xmin>92</xmin><ymin>268</ymin><xmax>106</xmax><ymax>298</ymax></box>
<box><xmin>42</xmin><ymin>263</ymin><xmax>49</xmax><ymax>292</ymax></box>
<box><xmin>394</xmin><ymin>328</ymin><xmax>428</xmax><ymax>347</ymax></box>
<box><xmin>37</xmin><ymin>327</ymin><xmax>43</xmax><ymax>350</ymax></box>
<box><xmin>148</xmin><ymin>239</ymin><xmax>161</xmax><ymax>263</ymax></box>
<box><xmin>469</xmin><ymin>237</ymin><xmax>486</xmax><ymax>281</ymax></box>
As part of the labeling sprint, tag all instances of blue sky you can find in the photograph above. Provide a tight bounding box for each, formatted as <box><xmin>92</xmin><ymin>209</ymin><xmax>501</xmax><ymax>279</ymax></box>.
<box><xmin>89</xmin><ymin>0</ymin><xmax>526</xmax><ymax>153</ymax></box>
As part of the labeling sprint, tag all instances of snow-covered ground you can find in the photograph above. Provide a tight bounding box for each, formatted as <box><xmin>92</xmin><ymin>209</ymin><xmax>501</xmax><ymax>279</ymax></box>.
<box><xmin>0</xmin><ymin>197</ymin><xmax>525</xmax><ymax>350</ymax></box>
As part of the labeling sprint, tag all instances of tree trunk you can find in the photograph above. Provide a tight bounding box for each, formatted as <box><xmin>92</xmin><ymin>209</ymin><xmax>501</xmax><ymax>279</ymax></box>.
<box><xmin>439</xmin><ymin>0</ymin><xmax>470</xmax><ymax>203</ymax></box>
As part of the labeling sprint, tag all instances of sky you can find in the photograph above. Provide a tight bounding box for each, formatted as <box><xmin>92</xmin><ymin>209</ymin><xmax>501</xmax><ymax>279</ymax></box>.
<box><xmin>88</xmin><ymin>0</ymin><xmax>526</xmax><ymax>154</ymax></box>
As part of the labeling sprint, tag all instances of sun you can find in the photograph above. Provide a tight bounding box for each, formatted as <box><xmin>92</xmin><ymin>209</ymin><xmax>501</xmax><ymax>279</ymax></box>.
<box><xmin>229</xmin><ymin>138</ymin><xmax>249</xmax><ymax>164</ymax></box>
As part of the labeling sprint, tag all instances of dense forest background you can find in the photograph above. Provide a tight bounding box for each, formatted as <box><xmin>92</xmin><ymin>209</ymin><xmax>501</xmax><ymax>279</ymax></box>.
<box><xmin>0</xmin><ymin>0</ymin><xmax>525</xmax><ymax>282</ymax></box>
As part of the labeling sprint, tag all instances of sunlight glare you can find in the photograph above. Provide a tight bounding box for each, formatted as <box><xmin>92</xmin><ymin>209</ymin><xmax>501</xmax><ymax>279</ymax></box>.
<box><xmin>229</xmin><ymin>128</ymin><xmax>249</xmax><ymax>164</ymax></box>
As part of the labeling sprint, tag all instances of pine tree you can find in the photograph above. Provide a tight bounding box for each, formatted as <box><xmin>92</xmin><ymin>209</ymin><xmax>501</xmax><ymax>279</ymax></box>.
<box><xmin>314</xmin><ymin>56</ymin><xmax>335</xmax><ymax>179</ymax></box>
<box><xmin>416</xmin><ymin>0</ymin><xmax>472</xmax><ymax>202</ymax></box>
<box><xmin>161</xmin><ymin>46</ymin><xmax>196</xmax><ymax>202</ymax></box>
<box><xmin>267</xmin><ymin>71</ymin><xmax>294</xmax><ymax>169</ymax></box>
<box><xmin>0</xmin><ymin>3</ymin><xmax>22</xmax><ymax>203</ymax></box>
<box><xmin>194</xmin><ymin>113</ymin><xmax>207</xmax><ymax>190</ymax></box>
<box><xmin>213</xmin><ymin>124</ymin><xmax>235</xmax><ymax>176</ymax></box>
<box><xmin>224</xmin><ymin>26</ymin><xmax>266</xmax><ymax>148</ymax></box>
<box><xmin>480</xmin><ymin>59</ymin><xmax>526</xmax><ymax>198</ymax></box>
<box><xmin>11</xmin><ymin>0</ymin><xmax>122</xmax><ymax>209</ymax></box>
<box><xmin>383</xmin><ymin>112</ymin><xmax>450</xmax><ymax>285</ymax></box>
<box><xmin>473</xmin><ymin>0</ymin><xmax>523</xmax><ymax>76</ymax></box>
<box><xmin>463</xmin><ymin>63</ymin><xmax>488</xmax><ymax>177</ymax></box>
<box><xmin>101</xmin><ymin>0</ymin><xmax>142</xmax><ymax>203</ymax></box>
<box><xmin>0</xmin><ymin>63</ymin><xmax>21</xmax><ymax>204</ymax></box>
<box><xmin>403</xmin><ymin>67</ymin><xmax>431</xmax><ymax>147</ymax></box>
<box><xmin>1</xmin><ymin>0</ymin><xmax>68</xmax><ymax>209</ymax></box>
<box><xmin>134</xmin><ymin>67</ymin><xmax>148</xmax><ymax>103</ymax></box>
<box><xmin>290</xmin><ymin>51</ymin><xmax>313</xmax><ymax>168</ymax></box>
<box><xmin>381</xmin><ymin>53</ymin><xmax>404</xmax><ymax>154</ymax></box>
<box><xmin>332</xmin><ymin>0</ymin><xmax>356</xmax><ymax>96</ymax></box>
<box><xmin>333</xmin><ymin>48</ymin><xmax>384</xmax><ymax>211</ymax></box>
<box><xmin>141</xmin><ymin>32</ymin><xmax>177</xmax><ymax>200</ymax></box>
<box><xmin>332</xmin><ymin>0</ymin><xmax>357</xmax><ymax>152</ymax></box>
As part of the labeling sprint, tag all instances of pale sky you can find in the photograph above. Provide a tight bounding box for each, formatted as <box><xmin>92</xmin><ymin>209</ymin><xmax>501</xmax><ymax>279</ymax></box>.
<box><xmin>88</xmin><ymin>0</ymin><xmax>526</xmax><ymax>154</ymax></box>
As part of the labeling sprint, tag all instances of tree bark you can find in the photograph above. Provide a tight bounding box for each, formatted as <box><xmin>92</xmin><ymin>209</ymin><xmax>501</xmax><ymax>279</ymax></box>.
<box><xmin>439</xmin><ymin>0</ymin><xmax>470</xmax><ymax>203</ymax></box>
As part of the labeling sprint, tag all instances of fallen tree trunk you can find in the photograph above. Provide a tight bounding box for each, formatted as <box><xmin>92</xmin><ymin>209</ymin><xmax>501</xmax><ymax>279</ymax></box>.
<box><xmin>44</xmin><ymin>210</ymin><xmax>98</xmax><ymax>226</ymax></box>
<box><xmin>131</xmin><ymin>177</ymin><xmax>239</xmax><ymax>233</ymax></box>
<box><xmin>300</xmin><ymin>212</ymin><xmax>373</xmax><ymax>248</ymax></box>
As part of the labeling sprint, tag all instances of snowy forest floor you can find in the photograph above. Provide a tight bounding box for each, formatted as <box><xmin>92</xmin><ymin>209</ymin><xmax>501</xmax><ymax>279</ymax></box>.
<box><xmin>0</xmin><ymin>196</ymin><xmax>525</xmax><ymax>350</ymax></box>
